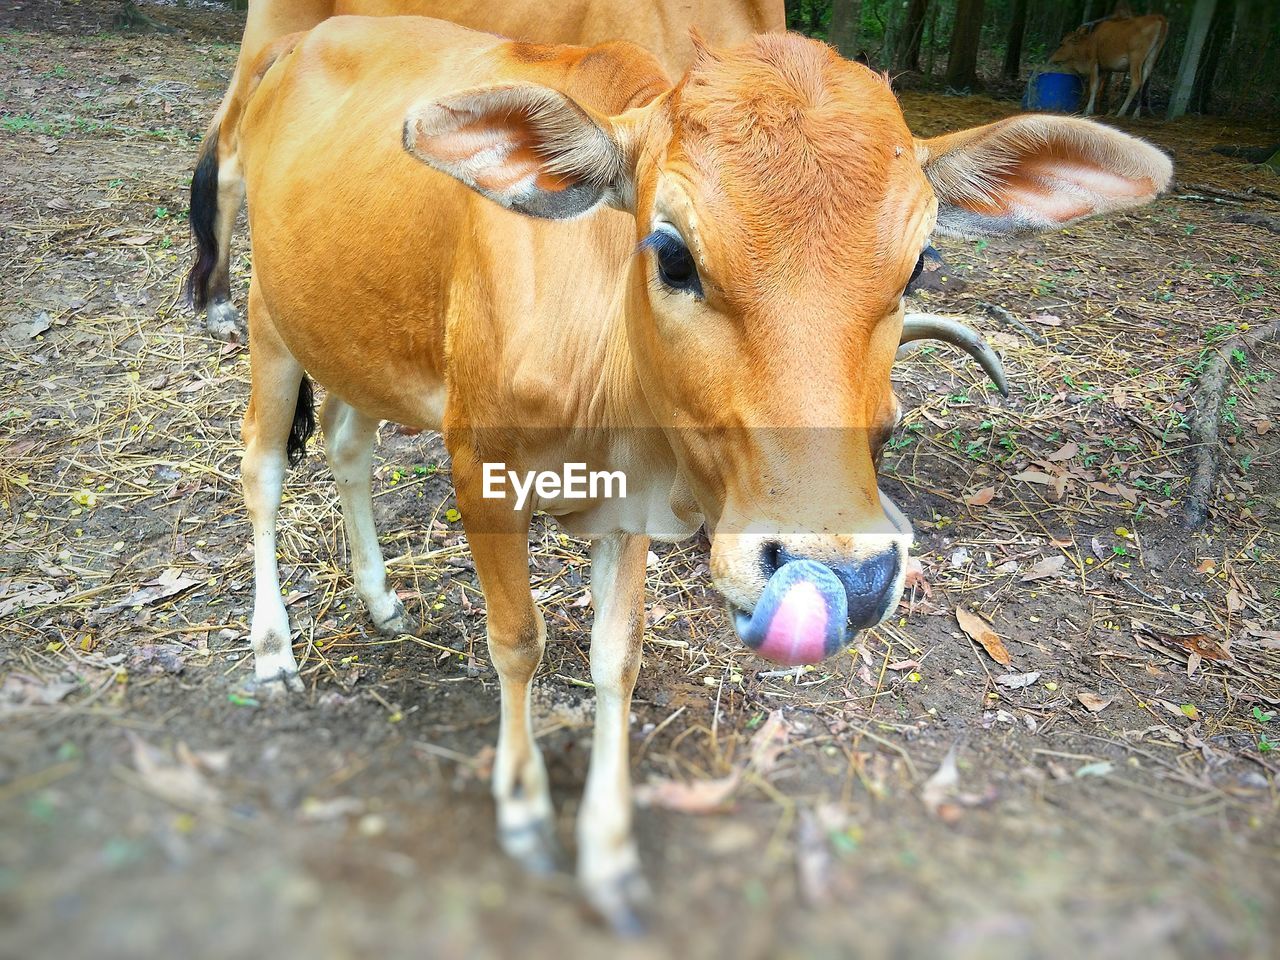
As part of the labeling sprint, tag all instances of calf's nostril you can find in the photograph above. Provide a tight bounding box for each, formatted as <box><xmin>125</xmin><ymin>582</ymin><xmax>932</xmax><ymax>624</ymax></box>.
<box><xmin>759</xmin><ymin>541</ymin><xmax>801</xmax><ymax>579</ymax></box>
<box><xmin>760</xmin><ymin>541</ymin><xmax>781</xmax><ymax>579</ymax></box>
<box><xmin>831</xmin><ymin>551</ymin><xmax>902</xmax><ymax>628</ymax></box>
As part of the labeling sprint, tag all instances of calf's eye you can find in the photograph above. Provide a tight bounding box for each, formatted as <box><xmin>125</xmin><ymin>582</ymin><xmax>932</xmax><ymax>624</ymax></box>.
<box><xmin>640</xmin><ymin>229</ymin><xmax>703</xmax><ymax>297</ymax></box>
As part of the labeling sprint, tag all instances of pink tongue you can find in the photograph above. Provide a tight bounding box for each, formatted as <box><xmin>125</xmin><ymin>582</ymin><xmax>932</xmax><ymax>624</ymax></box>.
<box><xmin>759</xmin><ymin>580</ymin><xmax>831</xmax><ymax>666</ymax></box>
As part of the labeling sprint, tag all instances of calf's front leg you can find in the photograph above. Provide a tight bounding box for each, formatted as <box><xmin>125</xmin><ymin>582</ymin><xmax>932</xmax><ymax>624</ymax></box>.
<box><xmin>1083</xmin><ymin>63</ymin><xmax>1101</xmax><ymax>116</ymax></box>
<box><xmin>578</xmin><ymin>532</ymin><xmax>650</xmax><ymax>934</ymax></box>
<box><xmin>456</xmin><ymin>463</ymin><xmax>556</xmax><ymax>874</ymax></box>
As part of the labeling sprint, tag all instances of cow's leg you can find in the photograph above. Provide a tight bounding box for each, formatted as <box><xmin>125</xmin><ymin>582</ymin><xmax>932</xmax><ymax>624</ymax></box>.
<box><xmin>455</xmin><ymin>466</ymin><xmax>556</xmax><ymax>873</ymax></box>
<box><xmin>206</xmin><ymin>150</ymin><xmax>246</xmax><ymax>342</ymax></box>
<box><xmin>1083</xmin><ymin>63</ymin><xmax>1100</xmax><ymax>116</ymax></box>
<box><xmin>320</xmin><ymin>396</ymin><xmax>411</xmax><ymax>636</ymax></box>
<box><xmin>1116</xmin><ymin>61</ymin><xmax>1142</xmax><ymax>118</ymax></box>
<box><xmin>578</xmin><ymin>532</ymin><xmax>650</xmax><ymax>934</ymax></box>
<box><xmin>241</xmin><ymin>285</ymin><xmax>305</xmax><ymax>692</ymax></box>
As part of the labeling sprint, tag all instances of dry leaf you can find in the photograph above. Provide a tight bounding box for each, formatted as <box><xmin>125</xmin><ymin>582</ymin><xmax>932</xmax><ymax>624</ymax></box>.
<box><xmin>1135</xmin><ymin>628</ymin><xmax>1232</xmax><ymax>662</ymax></box>
<box><xmin>1076</xmin><ymin>691</ymin><xmax>1112</xmax><ymax>712</ymax></box>
<box><xmin>995</xmin><ymin>671</ymin><xmax>1041</xmax><ymax>689</ymax></box>
<box><xmin>0</xmin><ymin>674</ymin><xmax>79</xmax><ymax>711</ymax></box>
<box><xmin>1226</xmin><ymin>588</ymin><xmax>1243</xmax><ymax>614</ymax></box>
<box><xmin>26</xmin><ymin>312</ymin><xmax>52</xmax><ymax>339</ymax></box>
<box><xmin>1253</xmin><ymin>420</ymin><xmax>1273</xmax><ymax>436</ymax></box>
<box><xmin>964</xmin><ymin>485</ymin><xmax>996</xmax><ymax>507</ymax></box>
<box><xmin>634</xmin><ymin>772</ymin><xmax>740</xmax><ymax>814</ymax></box>
<box><xmin>886</xmin><ymin>659</ymin><xmax>920</xmax><ymax>671</ymax></box>
<box><xmin>1044</xmin><ymin>441</ymin><xmax>1079</xmax><ymax>462</ymax></box>
<box><xmin>1020</xmin><ymin>554</ymin><xmax>1066</xmax><ymax>583</ymax></box>
<box><xmin>903</xmin><ymin>556</ymin><xmax>932</xmax><ymax>598</ymax></box>
<box><xmin>956</xmin><ymin>607</ymin><xmax>1011</xmax><ymax>666</ymax></box>
<box><xmin>107</xmin><ymin>568</ymin><xmax>200</xmax><ymax>610</ymax></box>
<box><xmin>1014</xmin><ymin>469</ymin><xmax>1057</xmax><ymax>486</ymax></box>
<box><xmin>0</xmin><ymin>582</ymin><xmax>69</xmax><ymax>618</ymax></box>
<box><xmin>1195</xmin><ymin>559</ymin><xmax>1216</xmax><ymax>574</ymax></box>
<box><xmin>749</xmin><ymin>709</ymin><xmax>790</xmax><ymax>775</ymax></box>
<box><xmin>921</xmin><ymin>745</ymin><xmax>960</xmax><ymax>820</ymax></box>
<box><xmin>128</xmin><ymin>733</ymin><xmax>220</xmax><ymax>808</ymax></box>
<box><xmin>795</xmin><ymin>809</ymin><xmax>833</xmax><ymax>906</ymax></box>
<box><xmin>1027</xmin><ymin>312</ymin><xmax>1063</xmax><ymax>326</ymax></box>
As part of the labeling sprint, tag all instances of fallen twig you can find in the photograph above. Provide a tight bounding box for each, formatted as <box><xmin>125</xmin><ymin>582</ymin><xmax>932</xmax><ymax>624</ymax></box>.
<box><xmin>1184</xmin><ymin>320</ymin><xmax>1280</xmax><ymax>528</ymax></box>
<box><xmin>979</xmin><ymin>301</ymin><xmax>1049</xmax><ymax>345</ymax></box>
<box><xmin>1224</xmin><ymin>211</ymin><xmax>1280</xmax><ymax>236</ymax></box>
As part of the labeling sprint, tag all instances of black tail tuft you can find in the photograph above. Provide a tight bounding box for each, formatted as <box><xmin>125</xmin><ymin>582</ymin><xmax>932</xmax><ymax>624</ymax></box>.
<box><xmin>287</xmin><ymin>375</ymin><xmax>316</xmax><ymax>467</ymax></box>
<box><xmin>185</xmin><ymin>133</ymin><xmax>220</xmax><ymax>312</ymax></box>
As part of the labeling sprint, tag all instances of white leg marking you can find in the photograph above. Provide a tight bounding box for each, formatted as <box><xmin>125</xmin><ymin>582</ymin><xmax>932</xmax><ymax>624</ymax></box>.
<box><xmin>578</xmin><ymin>533</ymin><xmax>650</xmax><ymax>933</ymax></box>
<box><xmin>321</xmin><ymin>398</ymin><xmax>407</xmax><ymax>635</ymax></box>
<box><xmin>490</xmin><ymin>608</ymin><xmax>556</xmax><ymax>872</ymax></box>
<box><xmin>206</xmin><ymin>156</ymin><xmax>246</xmax><ymax>341</ymax></box>
<box><xmin>1083</xmin><ymin>65</ymin><xmax>1100</xmax><ymax>116</ymax></box>
<box><xmin>1116</xmin><ymin>72</ymin><xmax>1140</xmax><ymax>117</ymax></box>
<box><xmin>243</xmin><ymin>446</ymin><xmax>300</xmax><ymax>689</ymax></box>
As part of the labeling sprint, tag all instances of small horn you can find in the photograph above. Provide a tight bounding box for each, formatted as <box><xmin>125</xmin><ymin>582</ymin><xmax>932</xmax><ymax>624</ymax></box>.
<box><xmin>897</xmin><ymin>313</ymin><xmax>1010</xmax><ymax>397</ymax></box>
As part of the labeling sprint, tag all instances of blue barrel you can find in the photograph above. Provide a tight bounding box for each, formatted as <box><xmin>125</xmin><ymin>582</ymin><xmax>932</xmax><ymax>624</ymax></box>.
<box><xmin>1022</xmin><ymin>70</ymin><xmax>1083</xmax><ymax>113</ymax></box>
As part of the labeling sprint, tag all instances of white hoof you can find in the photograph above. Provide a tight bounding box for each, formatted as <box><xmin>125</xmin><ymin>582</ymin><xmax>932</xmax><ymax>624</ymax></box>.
<box><xmin>368</xmin><ymin>593</ymin><xmax>412</xmax><ymax>636</ymax></box>
<box><xmin>206</xmin><ymin>298</ymin><xmax>245</xmax><ymax>342</ymax></box>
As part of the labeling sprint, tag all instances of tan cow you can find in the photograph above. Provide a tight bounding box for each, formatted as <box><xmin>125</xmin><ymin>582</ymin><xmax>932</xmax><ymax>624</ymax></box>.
<box><xmin>1050</xmin><ymin>14</ymin><xmax>1169</xmax><ymax>119</ymax></box>
<box><xmin>187</xmin><ymin>0</ymin><xmax>785</xmax><ymax>340</ymax></box>
<box><xmin>215</xmin><ymin>13</ymin><xmax>1171</xmax><ymax>929</ymax></box>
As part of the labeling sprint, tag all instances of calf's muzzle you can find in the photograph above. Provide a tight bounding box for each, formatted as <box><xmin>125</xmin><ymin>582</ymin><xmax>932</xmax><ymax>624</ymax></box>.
<box><xmin>732</xmin><ymin>542</ymin><xmax>903</xmax><ymax>666</ymax></box>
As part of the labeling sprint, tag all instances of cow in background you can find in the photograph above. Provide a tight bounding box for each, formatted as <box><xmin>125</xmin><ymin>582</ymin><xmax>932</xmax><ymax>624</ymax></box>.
<box><xmin>1051</xmin><ymin>14</ymin><xmax>1168</xmax><ymax>119</ymax></box>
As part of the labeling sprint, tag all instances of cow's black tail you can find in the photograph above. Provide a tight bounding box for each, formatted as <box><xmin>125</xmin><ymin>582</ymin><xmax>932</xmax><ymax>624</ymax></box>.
<box><xmin>185</xmin><ymin>131</ymin><xmax>220</xmax><ymax>311</ymax></box>
<box><xmin>287</xmin><ymin>375</ymin><xmax>316</xmax><ymax>467</ymax></box>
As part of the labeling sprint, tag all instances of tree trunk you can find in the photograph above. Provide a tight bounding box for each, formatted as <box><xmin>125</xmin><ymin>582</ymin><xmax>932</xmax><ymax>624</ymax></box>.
<box><xmin>924</xmin><ymin>0</ymin><xmax>941</xmax><ymax>75</ymax></box>
<box><xmin>829</xmin><ymin>0</ymin><xmax>863</xmax><ymax>59</ymax></box>
<box><xmin>1083</xmin><ymin>0</ymin><xmax>1107</xmax><ymax>21</ymax></box>
<box><xmin>896</xmin><ymin>0</ymin><xmax>930</xmax><ymax>71</ymax></box>
<box><xmin>1167</xmin><ymin>0</ymin><xmax>1218</xmax><ymax>119</ymax></box>
<box><xmin>1002</xmin><ymin>0</ymin><xmax>1028</xmax><ymax>80</ymax></box>
<box><xmin>882</xmin><ymin>0</ymin><xmax>897</xmax><ymax>67</ymax></box>
<box><xmin>944</xmin><ymin>0</ymin><xmax>985</xmax><ymax>89</ymax></box>
<box><xmin>1192</xmin><ymin>0</ymin><xmax>1235</xmax><ymax>114</ymax></box>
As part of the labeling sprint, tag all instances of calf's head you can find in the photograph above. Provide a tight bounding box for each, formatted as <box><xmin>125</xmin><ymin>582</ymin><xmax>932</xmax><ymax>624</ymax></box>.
<box><xmin>1050</xmin><ymin>28</ymin><xmax>1091</xmax><ymax>68</ymax></box>
<box><xmin>404</xmin><ymin>33</ymin><xmax>1171</xmax><ymax>665</ymax></box>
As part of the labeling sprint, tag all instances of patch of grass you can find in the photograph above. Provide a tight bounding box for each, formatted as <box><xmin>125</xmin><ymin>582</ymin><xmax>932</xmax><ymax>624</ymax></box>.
<box><xmin>1</xmin><ymin>110</ymin><xmax>197</xmax><ymax>142</ymax></box>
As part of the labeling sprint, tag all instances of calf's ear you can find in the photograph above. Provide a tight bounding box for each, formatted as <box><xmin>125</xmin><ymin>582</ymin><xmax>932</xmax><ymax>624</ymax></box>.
<box><xmin>915</xmin><ymin>115</ymin><xmax>1173</xmax><ymax>238</ymax></box>
<box><xmin>404</xmin><ymin>84</ymin><xmax>634</xmax><ymax>220</ymax></box>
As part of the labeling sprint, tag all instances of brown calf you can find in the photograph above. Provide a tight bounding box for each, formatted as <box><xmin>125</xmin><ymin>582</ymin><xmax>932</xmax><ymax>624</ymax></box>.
<box><xmin>1051</xmin><ymin>14</ymin><xmax>1169</xmax><ymax>119</ymax></box>
<box><xmin>219</xmin><ymin>15</ymin><xmax>1171</xmax><ymax>930</ymax></box>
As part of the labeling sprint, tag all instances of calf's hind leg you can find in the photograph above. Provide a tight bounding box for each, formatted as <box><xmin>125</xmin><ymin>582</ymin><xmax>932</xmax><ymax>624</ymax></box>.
<box><xmin>320</xmin><ymin>396</ymin><xmax>411</xmax><ymax>635</ymax></box>
<box><xmin>204</xmin><ymin>152</ymin><xmax>246</xmax><ymax>342</ymax></box>
<box><xmin>1115</xmin><ymin>60</ymin><xmax>1142</xmax><ymax>118</ymax></box>
<box><xmin>241</xmin><ymin>285</ymin><xmax>307</xmax><ymax>691</ymax></box>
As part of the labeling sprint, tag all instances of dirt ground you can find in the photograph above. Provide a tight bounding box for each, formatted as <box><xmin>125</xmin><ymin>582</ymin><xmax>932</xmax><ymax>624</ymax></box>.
<box><xmin>2</xmin><ymin>3</ymin><xmax>1279</xmax><ymax>958</ymax></box>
